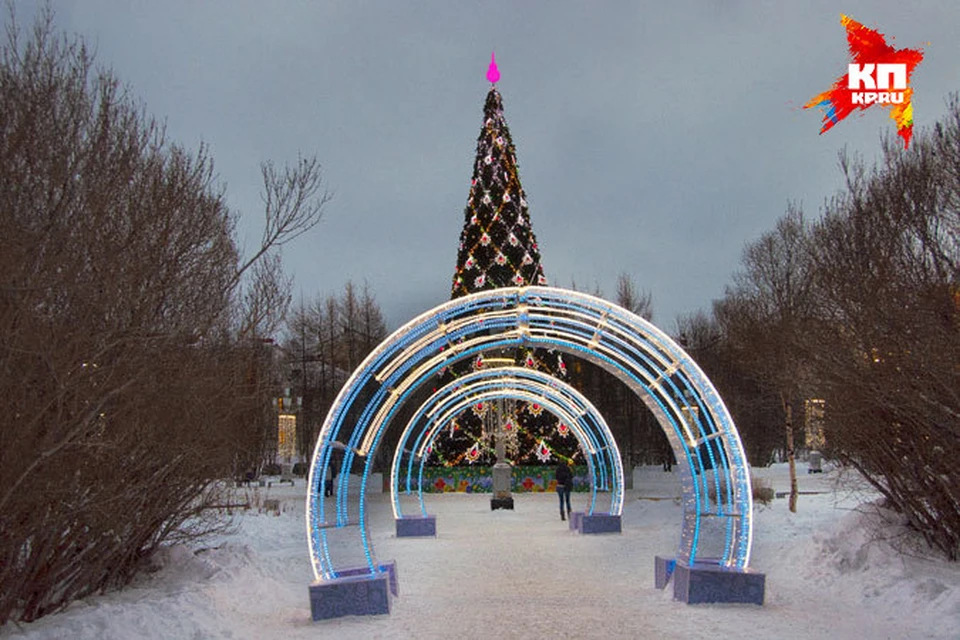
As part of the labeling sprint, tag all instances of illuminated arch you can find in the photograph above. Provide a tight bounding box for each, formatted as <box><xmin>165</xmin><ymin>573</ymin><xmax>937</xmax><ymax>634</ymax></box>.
<box><xmin>307</xmin><ymin>286</ymin><xmax>753</xmax><ymax>585</ymax></box>
<box><xmin>391</xmin><ymin>366</ymin><xmax>623</xmax><ymax>519</ymax></box>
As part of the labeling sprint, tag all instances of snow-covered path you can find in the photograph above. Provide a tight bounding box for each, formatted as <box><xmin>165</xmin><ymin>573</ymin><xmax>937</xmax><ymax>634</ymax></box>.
<box><xmin>3</xmin><ymin>466</ymin><xmax>958</xmax><ymax>639</ymax></box>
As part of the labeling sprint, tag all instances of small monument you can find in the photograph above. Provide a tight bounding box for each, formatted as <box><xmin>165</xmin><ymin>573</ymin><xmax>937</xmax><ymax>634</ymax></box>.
<box><xmin>490</xmin><ymin>408</ymin><xmax>514</xmax><ymax>510</ymax></box>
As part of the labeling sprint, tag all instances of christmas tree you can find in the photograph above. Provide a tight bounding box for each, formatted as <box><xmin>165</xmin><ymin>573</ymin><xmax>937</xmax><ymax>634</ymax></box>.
<box><xmin>429</xmin><ymin>53</ymin><xmax>579</xmax><ymax>468</ymax></box>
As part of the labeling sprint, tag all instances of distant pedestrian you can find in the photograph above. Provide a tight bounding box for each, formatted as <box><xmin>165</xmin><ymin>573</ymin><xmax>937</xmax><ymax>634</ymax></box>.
<box><xmin>555</xmin><ymin>461</ymin><xmax>573</xmax><ymax>521</ymax></box>
<box><xmin>660</xmin><ymin>442</ymin><xmax>675</xmax><ymax>472</ymax></box>
<box><xmin>324</xmin><ymin>462</ymin><xmax>335</xmax><ymax>497</ymax></box>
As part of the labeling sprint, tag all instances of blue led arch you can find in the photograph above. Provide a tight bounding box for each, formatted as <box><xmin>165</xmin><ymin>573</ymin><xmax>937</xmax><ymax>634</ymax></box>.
<box><xmin>409</xmin><ymin>387</ymin><xmax>615</xmax><ymax>516</ymax></box>
<box><xmin>307</xmin><ymin>286</ymin><xmax>753</xmax><ymax>584</ymax></box>
<box><xmin>391</xmin><ymin>367</ymin><xmax>623</xmax><ymax>520</ymax></box>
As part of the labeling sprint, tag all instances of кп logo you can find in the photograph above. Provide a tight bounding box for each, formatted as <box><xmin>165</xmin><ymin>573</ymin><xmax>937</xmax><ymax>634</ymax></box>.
<box><xmin>805</xmin><ymin>15</ymin><xmax>924</xmax><ymax>148</ymax></box>
<box><xmin>848</xmin><ymin>63</ymin><xmax>906</xmax><ymax>104</ymax></box>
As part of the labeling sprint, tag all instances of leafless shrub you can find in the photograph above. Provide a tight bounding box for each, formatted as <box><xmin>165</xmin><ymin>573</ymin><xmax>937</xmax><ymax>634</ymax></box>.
<box><xmin>752</xmin><ymin>476</ymin><xmax>774</xmax><ymax>506</ymax></box>
<box><xmin>695</xmin><ymin>95</ymin><xmax>956</xmax><ymax>556</ymax></box>
<box><xmin>709</xmin><ymin>96</ymin><xmax>958</xmax><ymax>557</ymax></box>
<box><xmin>0</xmin><ymin>8</ymin><xmax>327</xmax><ymax>623</ymax></box>
<box><xmin>803</xmin><ymin>106</ymin><xmax>960</xmax><ymax>560</ymax></box>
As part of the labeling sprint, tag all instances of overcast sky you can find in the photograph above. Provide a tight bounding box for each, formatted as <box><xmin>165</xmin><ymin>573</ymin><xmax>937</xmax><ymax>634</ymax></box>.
<box><xmin>6</xmin><ymin>2</ymin><xmax>958</xmax><ymax>331</ymax></box>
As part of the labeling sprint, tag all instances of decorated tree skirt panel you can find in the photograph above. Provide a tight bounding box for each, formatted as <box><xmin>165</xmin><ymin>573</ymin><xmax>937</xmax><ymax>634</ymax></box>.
<box><xmin>418</xmin><ymin>465</ymin><xmax>589</xmax><ymax>493</ymax></box>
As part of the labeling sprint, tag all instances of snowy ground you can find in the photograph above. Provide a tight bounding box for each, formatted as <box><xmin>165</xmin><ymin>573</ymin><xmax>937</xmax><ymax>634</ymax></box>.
<box><xmin>3</xmin><ymin>464</ymin><xmax>959</xmax><ymax>640</ymax></box>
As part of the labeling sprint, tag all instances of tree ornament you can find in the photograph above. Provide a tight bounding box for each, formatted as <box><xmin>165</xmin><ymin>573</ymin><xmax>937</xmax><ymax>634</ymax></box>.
<box><xmin>534</xmin><ymin>439</ymin><xmax>552</xmax><ymax>463</ymax></box>
<box><xmin>466</xmin><ymin>442</ymin><xmax>481</xmax><ymax>463</ymax></box>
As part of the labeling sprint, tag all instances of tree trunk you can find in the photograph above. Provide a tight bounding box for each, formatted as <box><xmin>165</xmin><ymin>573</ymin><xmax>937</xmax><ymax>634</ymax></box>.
<box><xmin>784</xmin><ymin>398</ymin><xmax>798</xmax><ymax>512</ymax></box>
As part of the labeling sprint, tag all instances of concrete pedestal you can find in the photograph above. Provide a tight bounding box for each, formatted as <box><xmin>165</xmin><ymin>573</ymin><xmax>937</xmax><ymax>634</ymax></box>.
<box><xmin>672</xmin><ymin>561</ymin><xmax>765</xmax><ymax>605</ymax></box>
<box><xmin>654</xmin><ymin>555</ymin><xmax>677</xmax><ymax>590</ymax></box>
<box><xmin>578</xmin><ymin>512</ymin><xmax>622</xmax><ymax>534</ymax></box>
<box><xmin>396</xmin><ymin>515</ymin><xmax>436</xmax><ymax>537</ymax></box>
<box><xmin>491</xmin><ymin>461</ymin><xmax>514</xmax><ymax>510</ymax></box>
<box><xmin>334</xmin><ymin>561</ymin><xmax>399</xmax><ymax>598</ymax></box>
<box><xmin>568</xmin><ymin>511</ymin><xmax>583</xmax><ymax>531</ymax></box>
<box><xmin>309</xmin><ymin>567</ymin><xmax>395</xmax><ymax>620</ymax></box>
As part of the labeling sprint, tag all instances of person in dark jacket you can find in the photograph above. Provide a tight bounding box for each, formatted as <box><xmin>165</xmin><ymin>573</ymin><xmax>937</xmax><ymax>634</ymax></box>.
<box><xmin>555</xmin><ymin>461</ymin><xmax>573</xmax><ymax>521</ymax></box>
<box><xmin>324</xmin><ymin>463</ymin><xmax>334</xmax><ymax>497</ymax></box>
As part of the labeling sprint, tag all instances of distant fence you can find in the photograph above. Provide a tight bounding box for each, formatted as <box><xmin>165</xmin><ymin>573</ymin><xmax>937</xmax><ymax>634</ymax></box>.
<box><xmin>416</xmin><ymin>465</ymin><xmax>589</xmax><ymax>493</ymax></box>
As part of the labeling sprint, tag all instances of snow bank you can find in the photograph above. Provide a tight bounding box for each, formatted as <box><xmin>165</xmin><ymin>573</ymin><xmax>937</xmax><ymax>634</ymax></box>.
<box><xmin>2</xmin><ymin>465</ymin><xmax>957</xmax><ymax>639</ymax></box>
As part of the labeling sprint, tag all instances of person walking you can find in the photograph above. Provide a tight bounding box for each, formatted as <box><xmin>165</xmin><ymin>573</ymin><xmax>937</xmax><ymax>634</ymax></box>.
<box><xmin>555</xmin><ymin>461</ymin><xmax>573</xmax><ymax>521</ymax></box>
<box><xmin>324</xmin><ymin>457</ymin><xmax>338</xmax><ymax>498</ymax></box>
<box><xmin>324</xmin><ymin>464</ymin><xmax>333</xmax><ymax>497</ymax></box>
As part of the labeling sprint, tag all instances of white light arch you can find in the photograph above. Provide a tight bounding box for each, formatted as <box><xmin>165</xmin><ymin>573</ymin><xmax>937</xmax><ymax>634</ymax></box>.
<box><xmin>307</xmin><ymin>287</ymin><xmax>753</xmax><ymax>585</ymax></box>
<box><xmin>391</xmin><ymin>366</ymin><xmax>623</xmax><ymax>519</ymax></box>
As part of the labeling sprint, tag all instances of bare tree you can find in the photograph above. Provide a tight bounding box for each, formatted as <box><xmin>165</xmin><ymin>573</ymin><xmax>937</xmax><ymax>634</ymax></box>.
<box><xmin>803</xmin><ymin>106</ymin><xmax>959</xmax><ymax>558</ymax></box>
<box><xmin>718</xmin><ymin>204</ymin><xmax>815</xmax><ymax>512</ymax></box>
<box><xmin>237</xmin><ymin>154</ymin><xmax>331</xmax><ymax>280</ymax></box>
<box><xmin>615</xmin><ymin>271</ymin><xmax>654</xmax><ymax>321</ymax></box>
<box><xmin>359</xmin><ymin>280</ymin><xmax>388</xmax><ymax>354</ymax></box>
<box><xmin>281</xmin><ymin>281</ymin><xmax>388</xmax><ymax>460</ymax></box>
<box><xmin>0</xmin><ymin>9</ymin><xmax>328</xmax><ymax>623</ymax></box>
<box><xmin>237</xmin><ymin>252</ymin><xmax>293</xmax><ymax>340</ymax></box>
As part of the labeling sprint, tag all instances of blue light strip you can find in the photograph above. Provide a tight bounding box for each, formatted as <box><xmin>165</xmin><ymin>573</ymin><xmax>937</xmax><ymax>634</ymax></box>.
<box><xmin>389</xmin><ymin>367</ymin><xmax>621</xmax><ymax>519</ymax></box>
<box><xmin>413</xmin><ymin>389</ymin><xmax>601</xmax><ymax>514</ymax></box>
<box><xmin>408</xmin><ymin>381</ymin><xmax>618</xmax><ymax>510</ymax></box>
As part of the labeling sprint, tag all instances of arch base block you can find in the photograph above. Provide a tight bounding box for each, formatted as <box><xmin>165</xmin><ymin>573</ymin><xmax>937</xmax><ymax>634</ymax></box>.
<box><xmin>309</xmin><ymin>561</ymin><xmax>399</xmax><ymax>621</ymax></box>
<box><xmin>671</xmin><ymin>560</ymin><xmax>765</xmax><ymax>606</ymax></box>
<box><xmin>654</xmin><ymin>555</ymin><xmax>677</xmax><ymax>589</ymax></box>
<box><xmin>578</xmin><ymin>512</ymin><xmax>622</xmax><ymax>534</ymax></box>
<box><xmin>395</xmin><ymin>516</ymin><xmax>436</xmax><ymax>537</ymax></box>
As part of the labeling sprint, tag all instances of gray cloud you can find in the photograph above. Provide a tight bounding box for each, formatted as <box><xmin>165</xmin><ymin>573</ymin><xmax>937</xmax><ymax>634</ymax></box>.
<box><xmin>7</xmin><ymin>0</ymin><xmax>958</xmax><ymax>330</ymax></box>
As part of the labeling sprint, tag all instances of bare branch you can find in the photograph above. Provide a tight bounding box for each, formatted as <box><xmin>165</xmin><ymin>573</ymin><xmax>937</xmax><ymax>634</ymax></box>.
<box><xmin>236</xmin><ymin>154</ymin><xmax>331</xmax><ymax>280</ymax></box>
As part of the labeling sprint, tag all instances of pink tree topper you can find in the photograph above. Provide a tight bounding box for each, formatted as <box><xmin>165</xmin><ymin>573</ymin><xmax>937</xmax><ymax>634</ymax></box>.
<box><xmin>486</xmin><ymin>51</ymin><xmax>500</xmax><ymax>84</ymax></box>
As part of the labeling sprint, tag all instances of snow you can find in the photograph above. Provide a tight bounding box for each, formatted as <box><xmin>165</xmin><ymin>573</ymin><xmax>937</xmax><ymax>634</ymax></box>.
<box><xmin>3</xmin><ymin>465</ymin><xmax>959</xmax><ymax>640</ymax></box>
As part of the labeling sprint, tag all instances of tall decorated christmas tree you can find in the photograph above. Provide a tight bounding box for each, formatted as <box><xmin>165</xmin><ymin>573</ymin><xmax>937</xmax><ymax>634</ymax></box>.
<box><xmin>428</xmin><ymin>54</ymin><xmax>579</xmax><ymax>469</ymax></box>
